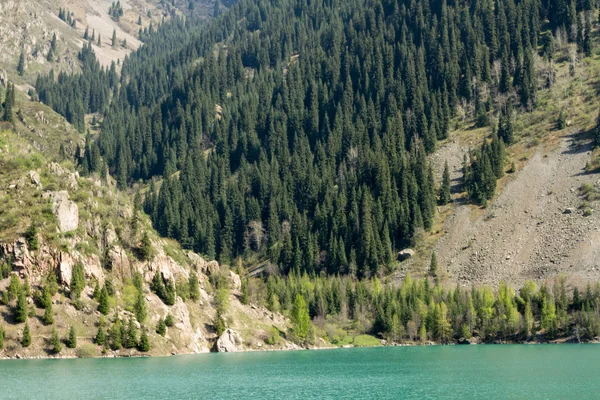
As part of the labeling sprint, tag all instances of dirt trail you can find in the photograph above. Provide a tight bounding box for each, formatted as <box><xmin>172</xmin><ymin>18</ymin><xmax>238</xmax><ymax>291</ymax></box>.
<box><xmin>434</xmin><ymin>131</ymin><xmax>600</xmax><ymax>286</ymax></box>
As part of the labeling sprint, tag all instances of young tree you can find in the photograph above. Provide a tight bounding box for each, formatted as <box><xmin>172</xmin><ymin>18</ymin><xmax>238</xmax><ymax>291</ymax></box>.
<box><xmin>138</xmin><ymin>330</ymin><xmax>150</xmax><ymax>352</ymax></box>
<box><xmin>43</xmin><ymin>300</ymin><xmax>54</xmax><ymax>325</ymax></box>
<box><xmin>134</xmin><ymin>290</ymin><xmax>147</xmax><ymax>323</ymax></box>
<box><xmin>21</xmin><ymin>322</ymin><xmax>31</xmax><ymax>347</ymax></box>
<box><xmin>25</xmin><ymin>221</ymin><xmax>39</xmax><ymax>251</ymax></box>
<box><xmin>291</xmin><ymin>294</ymin><xmax>310</xmax><ymax>342</ymax></box>
<box><xmin>15</xmin><ymin>290</ymin><xmax>28</xmax><ymax>323</ymax></box>
<box><xmin>125</xmin><ymin>317</ymin><xmax>138</xmax><ymax>349</ymax></box>
<box><xmin>139</xmin><ymin>232</ymin><xmax>153</xmax><ymax>261</ymax></box>
<box><xmin>439</xmin><ymin>161</ymin><xmax>452</xmax><ymax>205</ymax></box>
<box><xmin>0</xmin><ymin>324</ymin><xmax>5</xmax><ymax>349</ymax></box>
<box><xmin>95</xmin><ymin>327</ymin><xmax>106</xmax><ymax>346</ymax></box>
<box><xmin>66</xmin><ymin>326</ymin><xmax>77</xmax><ymax>348</ymax></box>
<box><xmin>188</xmin><ymin>271</ymin><xmax>200</xmax><ymax>301</ymax></box>
<box><xmin>429</xmin><ymin>252</ymin><xmax>438</xmax><ymax>278</ymax></box>
<box><xmin>111</xmin><ymin>29</ymin><xmax>117</xmax><ymax>48</ymax></box>
<box><xmin>50</xmin><ymin>327</ymin><xmax>62</xmax><ymax>353</ymax></box>
<box><xmin>70</xmin><ymin>262</ymin><xmax>86</xmax><ymax>301</ymax></box>
<box><xmin>156</xmin><ymin>318</ymin><xmax>166</xmax><ymax>336</ymax></box>
<box><xmin>98</xmin><ymin>285</ymin><xmax>109</xmax><ymax>315</ymax></box>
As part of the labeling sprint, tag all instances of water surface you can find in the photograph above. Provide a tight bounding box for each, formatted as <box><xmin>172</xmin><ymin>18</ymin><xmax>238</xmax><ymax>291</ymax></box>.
<box><xmin>1</xmin><ymin>345</ymin><xmax>598</xmax><ymax>399</ymax></box>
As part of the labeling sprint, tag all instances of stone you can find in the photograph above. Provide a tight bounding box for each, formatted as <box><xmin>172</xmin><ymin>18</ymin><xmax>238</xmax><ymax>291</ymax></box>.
<box><xmin>398</xmin><ymin>248</ymin><xmax>416</xmax><ymax>261</ymax></box>
<box><xmin>29</xmin><ymin>170</ymin><xmax>40</xmax><ymax>186</ymax></box>
<box><xmin>51</xmin><ymin>191</ymin><xmax>78</xmax><ymax>232</ymax></box>
<box><xmin>214</xmin><ymin>329</ymin><xmax>243</xmax><ymax>352</ymax></box>
<box><xmin>563</xmin><ymin>208</ymin><xmax>575</xmax><ymax>214</ymax></box>
<box><xmin>58</xmin><ymin>251</ymin><xmax>74</xmax><ymax>286</ymax></box>
<box><xmin>229</xmin><ymin>270</ymin><xmax>241</xmax><ymax>292</ymax></box>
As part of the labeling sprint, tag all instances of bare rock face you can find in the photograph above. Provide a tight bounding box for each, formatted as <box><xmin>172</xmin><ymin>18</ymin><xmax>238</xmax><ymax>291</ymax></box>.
<box><xmin>108</xmin><ymin>245</ymin><xmax>131</xmax><ymax>280</ymax></box>
<box><xmin>51</xmin><ymin>191</ymin><xmax>79</xmax><ymax>232</ymax></box>
<box><xmin>29</xmin><ymin>170</ymin><xmax>40</xmax><ymax>186</ymax></box>
<box><xmin>229</xmin><ymin>270</ymin><xmax>241</xmax><ymax>292</ymax></box>
<box><xmin>84</xmin><ymin>254</ymin><xmax>104</xmax><ymax>285</ymax></box>
<box><xmin>215</xmin><ymin>329</ymin><xmax>243</xmax><ymax>352</ymax></box>
<box><xmin>58</xmin><ymin>251</ymin><xmax>74</xmax><ymax>286</ymax></box>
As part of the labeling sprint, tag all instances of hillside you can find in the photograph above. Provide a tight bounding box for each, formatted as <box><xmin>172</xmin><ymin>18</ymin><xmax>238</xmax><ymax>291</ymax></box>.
<box><xmin>1</xmin><ymin>0</ymin><xmax>600</xmax><ymax>355</ymax></box>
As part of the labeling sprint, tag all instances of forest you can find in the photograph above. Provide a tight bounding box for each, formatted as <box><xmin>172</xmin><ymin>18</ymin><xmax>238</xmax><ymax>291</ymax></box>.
<box><xmin>33</xmin><ymin>0</ymin><xmax>594</xmax><ymax>280</ymax></box>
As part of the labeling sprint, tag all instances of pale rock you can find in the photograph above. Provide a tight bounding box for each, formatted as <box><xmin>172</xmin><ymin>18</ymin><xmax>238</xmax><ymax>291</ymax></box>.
<box><xmin>398</xmin><ymin>248</ymin><xmax>416</xmax><ymax>261</ymax></box>
<box><xmin>108</xmin><ymin>245</ymin><xmax>131</xmax><ymax>280</ymax></box>
<box><xmin>58</xmin><ymin>251</ymin><xmax>74</xmax><ymax>286</ymax></box>
<box><xmin>29</xmin><ymin>170</ymin><xmax>40</xmax><ymax>186</ymax></box>
<box><xmin>229</xmin><ymin>270</ymin><xmax>241</xmax><ymax>292</ymax></box>
<box><xmin>215</xmin><ymin>329</ymin><xmax>243</xmax><ymax>352</ymax></box>
<box><xmin>51</xmin><ymin>191</ymin><xmax>78</xmax><ymax>232</ymax></box>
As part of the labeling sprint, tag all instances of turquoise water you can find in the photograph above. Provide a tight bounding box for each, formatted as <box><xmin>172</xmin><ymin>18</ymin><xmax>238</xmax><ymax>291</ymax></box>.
<box><xmin>1</xmin><ymin>345</ymin><xmax>598</xmax><ymax>399</ymax></box>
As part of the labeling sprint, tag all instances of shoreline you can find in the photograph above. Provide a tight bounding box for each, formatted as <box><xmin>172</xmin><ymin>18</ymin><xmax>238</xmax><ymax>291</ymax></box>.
<box><xmin>2</xmin><ymin>337</ymin><xmax>598</xmax><ymax>360</ymax></box>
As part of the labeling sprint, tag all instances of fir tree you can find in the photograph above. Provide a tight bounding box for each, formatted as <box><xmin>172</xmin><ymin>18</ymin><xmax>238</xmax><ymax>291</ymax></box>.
<box><xmin>66</xmin><ymin>326</ymin><xmax>77</xmax><ymax>348</ymax></box>
<box><xmin>95</xmin><ymin>327</ymin><xmax>106</xmax><ymax>346</ymax></box>
<box><xmin>0</xmin><ymin>324</ymin><xmax>4</xmax><ymax>349</ymax></box>
<box><xmin>17</xmin><ymin>51</ymin><xmax>25</xmax><ymax>76</ymax></box>
<box><xmin>188</xmin><ymin>271</ymin><xmax>200</xmax><ymax>301</ymax></box>
<box><xmin>50</xmin><ymin>327</ymin><xmax>62</xmax><ymax>353</ymax></box>
<box><xmin>15</xmin><ymin>290</ymin><xmax>28</xmax><ymax>323</ymax></box>
<box><xmin>429</xmin><ymin>252</ymin><xmax>438</xmax><ymax>277</ymax></box>
<box><xmin>21</xmin><ymin>322</ymin><xmax>31</xmax><ymax>347</ymax></box>
<box><xmin>156</xmin><ymin>318</ymin><xmax>166</xmax><ymax>336</ymax></box>
<box><xmin>439</xmin><ymin>161</ymin><xmax>452</xmax><ymax>205</ymax></box>
<box><xmin>138</xmin><ymin>330</ymin><xmax>150</xmax><ymax>352</ymax></box>
<box><xmin>43</xmin><ymin>301</ymin><xmax>54</xmax><ymax>325</ymax></box>
<box><xmin>134</xmin><ymin>290</ymin><xmax>147</xmax><ymax>323</ymax></box>
<box><xmin>98</xmin><ymin>285</ymin><xmax>109</xmax><ymax>315</ymax></box>
<box><xmin>111</xmin><ymin>29</ymin><xmax>117</xmax><ymax>49</ymax></box>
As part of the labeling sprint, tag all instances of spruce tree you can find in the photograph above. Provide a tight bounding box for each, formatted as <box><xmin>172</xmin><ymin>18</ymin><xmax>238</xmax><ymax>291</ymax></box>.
<box><xmin>43</xmin><ymin>300</ymin><xmax>54</xmax><ymax>325</ymax></box>
<box><xmin>95</xmin><ymin>327</ymin><xmax>106</xmax><ymax>346</ymax></box>
<box><xmin>138</xmin><ymin>330</ymin><xmax>150</xmax><ymax>352</ymax></box>
<box><xmin>126</xmin><ymin>317</ymin><xmax>138</xmax><ymax>349</ymax></box>
<box><xmin>21</xmin><ymin>322</ymin><xmax>31</xmax><ymax>347</ymax></box>
<box><xmin>17</xmin><ymin>51</ymin><xmax>25</xmax><ymax>76</ymax></box>
<box><xmin>15</xmin><ymin>290</ymin><xmax>28</xmax><ymax>323</ymax></box>
<box><xmin>134</xmin><ymin>290</ymin><xmax>147</xmax><ymax>323</ymax></box>
<box><xmin>66</xmin><ymin>326</ymin><xmax>77</xmax><ymax>348</ymax></box>
<box><xmin>429</xmin><ymin>252</ymin><xmax>438</xmax><ymax>277</ymax></box>
<box><xmin>439</xmin><ymin>161</ymin><xmax>452</xmax><ymax>205</ymax></box>
<box><xmin>111</xmin><ymin>29</ymin><xmax>117</xmax><ymax>48</ymax></box>
<box><xmin>50</xmin><ymin>327</ymin><xmax>62</xmax><ymax>353</ymax></box>
<box><xmin>188</xmin><ymin>271</ymin><xmax>200</xmax><ymax>301</ymax></box>
<box><xmin>0</xmin><ymin>324</ymin><xmax>4</xmax><ymax>349</ymax></box>
<box><xmin>156</xmin><ymin>318</ymin><xmax>166</xmax><ymax>336</ymax></box>
<box><xmin>98</xmin><ymin>285</ymin><xmax>109</xmax><ymax>315</ymax></box>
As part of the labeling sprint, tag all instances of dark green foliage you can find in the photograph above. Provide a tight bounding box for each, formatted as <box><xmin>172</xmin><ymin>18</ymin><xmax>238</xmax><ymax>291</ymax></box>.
<box><xmin>439</xmin><ymin>162</ymin><xmax>452</xmax><ymax>205</ymax></box>
<box><xmin>111</xmin><ymin>30</ymin><xmax>117</xmax><ymax>48</ymax></box>
<box><xmin>8</xmin><ymin>274</ymin><xmax>21</xmax><ymax>302</ymax></box>
<box><xmin>70</xmin><ymin>262</ymin><xmax>86</xmax><ymax>301</ymax></box>
<box><xmin>21</xmin><ymin>322</ymin><xmax>31</xmax><ymax>347</ymax></box>
<box><xmin>98</xmin><ymin>285</ymin><xmax>110</xmax><ymax>315</ymax></box>
<box><xmin>66</xmin><ymin>326</ymin><xmax>77</xmax><ymax>348</ymax></box>
<box><xmin>50</xmin><ymin>328</ymin><xmax>62</xmax><ymax>353</ymax></box>
<box><xmin>134</xmin><ymin>290</ymin><xmax>147</xmax><ymax>323</ymax></box>
<box><xmin>464</xmin><ymin>137</ymin><xmax>504</xmax><ymax>205</ymax></box>
<box><xmin>0</xmin><ymin>325</ymin><xmax>4</xmax><ymax>349</ymax></box>
<box><xmin>43</xmin><ymin>300</ymin><xmax>54</xmax><ymax>325</ymax></box>
<box><xmin>17</xmin><ymin>51</ymin><xmax>25</xmax><ymax>76</ymax></box>
<box><xmin>125</xmin><ymin>317</ymin><xmax>138</xmax><ymax>349</ymax></box>
<box><xmin>498</xmin><ymin>107</ymin><xmax>514</xmax><ymax>145</ymax></box>
<box><xmin>164</xmin><ymin>314</ymin><xmax>175</xmax><ymax>327</ymax></box>
<box><xmin>156</xmin><ymin>318</ymin><xmax>166</xmax><ymax>336</ymax></box>
<box><xmin>430</xmin><ymin>252</ymin><xmax>438</xmax><ymax>277</ymax></box>
<box><xmin>109</xmin><ymin>319</ymin><xmax>122</xmax><ymax>350</ymax></box>
<box><xmin>58</xmin><ymin>8</ymin><xmax>76</xmax><ymax>27</ymax></box>
<box><xmin>138</xmin><ymin>330</ymin><xmax>150</xmax><ymax>352</ymax></box>
<box><xmin>108</xmin><ymin>1</ymin><xmax>123</xmax><ymax>21</ymax></box>
<box><xmin>151</xmin><ymin>272</ymin><xmax>175</xmax><ymax>305</ymax></box>
<box><xmin>2</xmin><ymin>82</ymin><xmax>15</xmax><ymax>123</ymax></box>
<box><xmin>95</xmin><ymin>327</ymin><xmax>106</xmax><ymax>346</ymax></box>
<box><xmin>139</xmin><ymin>232</ymin><xmax>153</xmax><ymax>261</ymax></box>
<box><xmin>557</xmin><ymin>110</ymin><xmax>567</xmax><ymax>130</ymax></box>
<box><xmin>157</xmin><ymin>317</ymin><xmax>168</xmax><ymax>336</ymax></box>
<box><xmin>46</xmin><ymin>271</ymin><xmax>59</xmax><ymax>296</ymax></box>
<box><xmin>241</xmin><ymin>277</ymin><xmax>249</xmax><ymax>305</ymax></box>
<box><xmin>595</xmin><ymin>113</ymin><xmax>600</xmax><ymax>149</ymax></box>
<box><xmin>37</xmin><ymin>0</ymin><xmax>552</xmax><ymax>277</ymax></box>
<box><xmin>15</xmin><ymin>290</ymin><xmax>28</xmax><ymax>323</ymax></box>
<box><xmin>25</xmin><ymin>222</ymin><xmax>39</xmax><ymax>251</ymax></box>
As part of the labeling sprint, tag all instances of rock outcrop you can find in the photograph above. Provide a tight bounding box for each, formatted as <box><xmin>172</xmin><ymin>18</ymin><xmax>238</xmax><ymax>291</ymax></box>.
<box><xmin>214</xmin><ymin>329</ymin><xmax>243</xmax><ymax>352</ymax></box>
<box><xmin>51</xmin><ymin>191</ymin><xmax>79</xmax><ymax>232</ymax></box>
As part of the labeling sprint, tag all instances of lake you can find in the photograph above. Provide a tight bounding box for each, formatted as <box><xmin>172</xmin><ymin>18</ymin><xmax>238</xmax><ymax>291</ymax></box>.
<box><xmin>1</xmin><ymin>345</ymin><xmax>598</xmax><ymax>399</ymax></box>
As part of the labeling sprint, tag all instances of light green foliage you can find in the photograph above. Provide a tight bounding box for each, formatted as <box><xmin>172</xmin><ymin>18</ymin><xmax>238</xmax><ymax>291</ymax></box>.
<box><xmin>15</xmin><ymin>290</ymin><xmax>28</xmax><ymax>323</ymax></box>
<box><xmin>50</xmin><ymin>328</ymin><xmax>62</xmax><ymax>353</ymax></box>
<box><xmin>291</xmin><ymin>294</ymin><xmax>310</xmax><ymax>342</ymax></box>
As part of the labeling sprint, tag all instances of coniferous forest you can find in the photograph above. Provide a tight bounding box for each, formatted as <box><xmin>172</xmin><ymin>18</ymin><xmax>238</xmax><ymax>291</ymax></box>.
<box><xmin>34</xmin><ymin>0</ymin><xmax>592</xmax><ymax>281</ymax></box>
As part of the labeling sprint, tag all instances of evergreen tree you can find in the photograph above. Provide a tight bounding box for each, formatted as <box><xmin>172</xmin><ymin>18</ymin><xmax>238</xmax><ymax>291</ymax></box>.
<box><xmin>134</xmin><ymin>290</ymin><xmax>147</xmax><ymax>323</ymax></box>
<box><xmin>25</xmin><ymin>221</ymin><xmax>39</xmax><ymax>251</ymax></box>
<box><xmin>188</xmin><ymin>271</ymin><xmax>200</xmax><ymax>301</ymax></box>
<box><xmin>70</xmin><ymin>262</ymin><xmax>86</xmax><ymax>301</ymax></box>
<box><xmin>95</xmin><ymin>327</ymin><xmax>106</xmax><ymax>346</ymax></box>
<box><xmin>139</xmin><ymin>232</ymin><xmax>153</xmax><ymax>261</ymax></box>
<box><xmin>98</xmin><ymin>285</ymin><xmax>109</xmax><ymax>315</ymax></box>
<box><xmin>2</xmin><ymin>82</ymin><xmax>15</xmax><ymax>123</ymax></box>
<box><xmin>67</xmin><ymin>326</ymin><xmax>77</xmax><ymax>348</ymax></box>
<box><xmin>429</xmin><ymin>252</ymin><xmax>438</xmax><ymax>278</ymax></box>
<box><xmin>43</xmin><ymin>300</ymin><xmax>54</xmax><ymax>325</ymax></box>
<box><xmin>17</xmin><ymin>51</ymin><xmax>25</xmax><ymax>76</ymax></box>
<box><xmin>439</xmin><ymin>161</ymin><xmax>452</xmax><ymax>205</ymax></box>
<box><xmin>15</xmin><ymin>290</ymin><xmax>28</xmax><ymax>323</ymax></box>
<box><xmin>291</xmin><ymin>294</ymin><xmax>310</xmax><ymax>342</ymax></box>
<box><xmin>125</xmin><ymin>316</ymin><xmax>138</xmax><ymax>348</ymax></box>
<box><xmin>138</xmin><ymin>330</ymin><xmax>150</xmax><ymax>352</ymax></box>
<box><xmin>156</xmin><ymin>318</ymin><xmax>166</xmax><ymax>336</ymax></box>
<box><xmin>50</xmin><ymin>327</ymin><xmax>62</xmax><ymax>353</ymax></box>
<box><xmin>0</xmin><ymin>324</ymin><xmax>4</xmax><ymax>349</ymax></box>
<box><xmin>21</xmin><ymin>322</ymin><xmax>31</xmax><ymax>347</ymax></box>
<box><xmin>111</xmin><ymin>29</ymin><xmax>117</xmax><ymax>48</ymax></box>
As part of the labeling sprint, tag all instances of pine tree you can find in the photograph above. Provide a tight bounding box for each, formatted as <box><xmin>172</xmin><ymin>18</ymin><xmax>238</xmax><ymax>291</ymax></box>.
<box><xmin>66</xmin><ymin>326</ymin><xmax>77</xmax><ymax>348</ymax></box>
<box><xmin>138</xmin><ymin>15</ymin><xmax>142</xmax><ymax>25</ymax></box>
<box><xmin>43</xmin><ymin>300</ymin><xmax>54</xmax><ymax>325</ymax></box>
<box><xmin>138</xmin><ymin>330</ymin><xmax>150</xmax><ymax>352</ymax></box>
<box><xmin>95</xmin><ymin>327</ymin><xmax>106</xmax><ymax>346</ymax></box>
<box><xmin>25</xmin><ymin>221</ymin><xmax>39</xmax><ymax>251</ymax></box>
<box><xmin>111</xmin><ymin>29</ymin><xmax>117</xmax><ymax>48</ymax></box>
<box><xmin>429</xmin><ymin>252</ymin><xmax>438</xmax><ymax>277</ymax></box>
<box><xmin>2</xmin><ymin>83</ymin><xmax>15</xmax><ymax>123</ymax></box>
<box><xmin>156</xmin><ymin>318</ymin><xmax>166</xmax><ymax>336</ymax></box>
<box><xmin>134</xmin><ymin>290</ymin><xmax>147</xmax><ymax>323</ymax></box>
<box><xmin>17</xmin><ymin>51</ymin><xmax>25</xmax><ymax>76</ymax></box>
<box><xmin>126</xmin><ymin>317</ymin><xmax>138</xmax><ymax>348</ymax></box>
<box><xmin>97</xmin><ymin>34</ymin><xmax>101</xmax><ymax>47</ymax></box>
<box><xmin>139</xmin><ymin>232</ymin><xmax>153</xmax><ymax>261</ymax></box>
<box><xmin>21</xmin><ymin>322</ymin><xmax>31</xmax><ymax>347</ymax></box>
<box><xmin>98</xmin><ymin>285</ymin><xmax>109</xmax><ymax>315</ymax></box>
<box><xmin>50</xmin><ymin>327</ymin><xmax>62</xmax><ymax>353</ymax></box>
<box><xmin>15</xmin><ymin>290</ymin><xmax>28</xmax><ymax>323</ymax></box>
<box><xmin>439</xmin><ymin>161</ymin><xmax>452</xmax><ymax>205</ymax></box>
<box><xmin>83</xmin><ymin>27</ymin><xmax>89</xmax><ymax>40</ymax></box>
<box><xmin>70</xmin><ymin>262</ymin><xmax>86</xmax><ymax>301</ymax></box>
<box><xmin>0</xmin><ymin>324</ymin><xmax>4</xmax><ymax>349</ymax></box>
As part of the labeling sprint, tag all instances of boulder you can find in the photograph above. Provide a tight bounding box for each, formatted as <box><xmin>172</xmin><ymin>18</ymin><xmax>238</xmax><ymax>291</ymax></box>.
<box><xmin>214</xmin><ymin>329</ymin><xmax>243</xmax><ymax>352</ymax></box>
<box><xmin>563</xmin><ymin>208</ymin><xmax>575</xmax><ymax>214</ymax></box>
<box><xmin>29</xmin><ymin>170</ymin><xmax>40</xmax><ymax>186</ymax></box>
<box><xmin>51</xmin><ymin>191</ymin><xmax>78</xmax><ymax>232</ymax></box>
<box><xmin>58</xmin><ymin>251</ymin><xmax>74</xmax><ymax>286</ymax></box>
<box><xmin>229</xmin><ymin>270</ymin><xmax>241</xmax><ymax>292</ymax></box>
<box><xmin>398</xmin><ymin>248</ymin><xmax>416</xmax><ymax>261</ymax></box>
